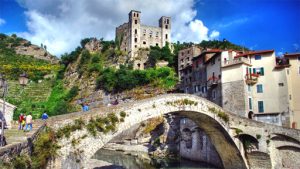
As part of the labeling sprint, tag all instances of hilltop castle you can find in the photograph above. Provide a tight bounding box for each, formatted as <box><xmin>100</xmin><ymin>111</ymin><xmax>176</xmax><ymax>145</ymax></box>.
<box><xmin>116</xmin><ymin>10</ymin><xmax>171</xmax><ymax>69</ymax></box>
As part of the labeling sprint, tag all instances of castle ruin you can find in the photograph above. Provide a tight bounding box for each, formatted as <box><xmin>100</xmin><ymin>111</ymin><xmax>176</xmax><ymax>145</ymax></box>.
<box><xmin>116</xmin><ymin>10</ymin><xmax>171</xmax><ymax>69</ymax></box>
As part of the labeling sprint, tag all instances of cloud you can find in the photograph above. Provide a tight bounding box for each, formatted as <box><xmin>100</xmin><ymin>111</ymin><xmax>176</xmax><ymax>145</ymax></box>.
<box><xmin>0</xmin><ymin>18</ymin><xmax>6</xmax><ymax>26</ymax></box>
<box><xmin>218</xmin><ymin>17</ymin><xmax>249</xmax><ymax>28</ymax></box>
<box><xmin>209</xmin><ymin>30</ymin><xmax>220</xmax><ymax>39</ymax></box>
<box><xmin>16</xmin><ymin>0</ymin><xmax>219</xmax><ymax>56</ymax></box>
<box><xmin>293</xmin><ymin>43</ymin><xmax>299</xmax><ymax>52</ymax></box>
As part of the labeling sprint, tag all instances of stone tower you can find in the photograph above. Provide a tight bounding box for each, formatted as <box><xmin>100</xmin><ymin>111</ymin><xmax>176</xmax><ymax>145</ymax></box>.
<box><xmin>159</xmin><ymin>16</ymin><xmax>171</xmax><ymax>47</ymax></box>
<box><xmin>128</xmin><ymin>10</ymin><xmax>141</xmax><ymax>59</ymax></box>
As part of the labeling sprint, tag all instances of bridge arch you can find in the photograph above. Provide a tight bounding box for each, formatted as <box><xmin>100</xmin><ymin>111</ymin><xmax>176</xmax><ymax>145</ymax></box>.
<box><xmin>57</xmin><ymin>94</ymin><xmax>249</xmax><ymax>169</ymax></box>
<box><xmin>49</xmin><ymin>94</ymin><xmax>300</xmax><ymax>169</ymax></box>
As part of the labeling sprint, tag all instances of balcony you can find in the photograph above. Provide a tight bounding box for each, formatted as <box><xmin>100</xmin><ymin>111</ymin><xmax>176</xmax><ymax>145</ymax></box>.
<box><xmin>222</xmin><ymin>57</ymin><xmax>251</xmax><ymax>67</ymax></box>
<box><xmin>207</xmin><ymin>76</ymin><xmax>219</xmax><ymax>88</ymax></box>
<box><xmin>245</xmin><ymin>73</ymin><xmax>259</xmax><ymax>85</ymax></box>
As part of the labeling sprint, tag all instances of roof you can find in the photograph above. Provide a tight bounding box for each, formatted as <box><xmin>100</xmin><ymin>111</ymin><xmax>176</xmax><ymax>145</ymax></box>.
<box><xmin>235</xmin><ymin>50</ymin><xmax>274</xmax><ymax>58</ymax></box>
<box><xmin>284</xmin><ymin>53</ymin><xmax>300</xmax><ymax>57</ymax></box>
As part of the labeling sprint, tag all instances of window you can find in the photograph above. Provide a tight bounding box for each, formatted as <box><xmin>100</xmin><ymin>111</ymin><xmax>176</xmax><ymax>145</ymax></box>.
<box><xmin>248</xmin><ymin>85</ymin><xmax>251</xmax><ymax>92</ymax></box>
<box><xmin>156</xmin><ymin>32</ymin><xmax>159</xmax><ymax>37</ymax></box>
<box><xmin>258</xmin><ymin>101</ymin><xmax>264</xmax><ymax>113</ymax></box>
<box><xmin>135</xmin><ymin>20</ymin><xmax>137</xmax><ymax>24</ymax></box>
<box><xmin>149</xmin><ymin>31</ymin><xmax>153</xmax><ymax>38</ymax></box>
<box><xmin>212</xmin><ymin>90</ymin><xmax>216</xmax><ymax>100</ymax></box>
<box><xmin>255</xmin><ymin>55</ymin><xmax>262</xmax><ymax>60</ymax></box>
<box><xmin>134</xmin><ymin>38</ymin><xmax>137</xmax><ymax>43</ymax></box>
<box><xmin>194</xmin><ymin>86</ymin><xmax>197</xmax><ymax>92</ymax></box>
<box><xmin>156</xmin><ymin>43</ymin><xmax>158</xmax><ymax>46</ymax></box>
<box><xmin>249</xmin><ymin>98</ymin><xmax>252</xmax><ymax>110</ymax></box>
<box><xmin>137</xmin><ymin>13</ymin><xmax>139</xmax><ymax>17</ymax></box>
<box><xmin>165</xmin><ymin>34</ymin><xmax>168</xmax><ymax>39</ymax></box>
<box><xmin>135</xmin><ymin>29</ymin><xmax>137</xmax><ymax>34</ymax></box>
<box><xmin>187</xmin><ymin>57</ymin><xmax>190</xmax><ymax>61</ymax></box>
<box><xmin>211</xmin><ymin>58</ymin><xmax>215</xmax><ymax>65</ymax></box>
<box><xmin>290</xmin><ymin>94</ymin><xmax>292</xmax><ymax>100</ymax></box>
<box><xmin>254</xmin><ymin>67</ymin><xmax>264</xmax><ymax>75</ymax></box>
<box><xmin>165</xmin><ymin>25</ymin><xmax>168</xmax><ymax>29</ymax></box>
<box><xmin>257</xmin><ymin>84</ymin><xmax>263</xmax><ymax>93</ymax></box>
<box><xmin>137</xmin><ymin>63</ymin><xmax>141</xmax><ymax>69</ymax></box>
<box><xmin>134</xmin><ymin>13</ymin><xmax>136</xmax><ymax>17</ymax></box>
<box><xmin>167</xmin><ymin>19</ymin><xmax>169</xmax><ymax>24</ymax></box>
<box><xmin>298</xmin><ymin>56</ymin><xmax>300</xmax><ymax>61</ymax></box>
<box><xmin>287</xmin><ymin>69</ymin><xmax>289</xmax><ymax>75</ymax></box>
<box><xmin>143</xmin><ymin>41</ymin><xmax>146</xmax><ymax>45</ymax></box>
<box><xmin>278</xmin><ymin>83</ymin><xmax>284</xmax><ymax>86</ymax></box>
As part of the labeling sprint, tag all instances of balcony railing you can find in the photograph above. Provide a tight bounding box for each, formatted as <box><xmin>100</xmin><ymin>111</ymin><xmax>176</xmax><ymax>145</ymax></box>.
<box><xmin>207</xmin><ymin>76</ymin><xmax>219</xmax><ymax>88</ymax></box>
<box><xmin>245</xmin><ymin>73</ymin><xmax>259</xmax><ymax>85</ymax></box>
<box><xmin>222</xmin><ymin>57</ymin><xmax>251</xmax><ymax>67</ymax></box>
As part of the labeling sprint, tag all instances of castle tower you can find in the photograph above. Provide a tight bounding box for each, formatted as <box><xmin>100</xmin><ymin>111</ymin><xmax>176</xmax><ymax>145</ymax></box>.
<box><xmin>128</xmin><ymin>10</ymin><xmax>141</xmax><ymax>59</ymax></box>
<box><xmin>159</xmin><ymin>16</ymin><xmax>171</xmax><ymax>47</ymax></box>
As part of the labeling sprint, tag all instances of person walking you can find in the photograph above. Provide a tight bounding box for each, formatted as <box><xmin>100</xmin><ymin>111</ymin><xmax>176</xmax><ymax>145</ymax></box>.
<box><xmin>41</xmin><ymin>112</ymin><xmax>48</xmax><ymax>121</ymax></box>
<box><xmin>41</xmin><ymin>112</ymin><xmax>49</xmax><ymax>126</ymax></box>
<box><xmin>24</xmin><ymin>112</ymin><xmax>33</xmax><ymax>132</ymax></box>
<box><xmin>18</xmin><ymin>113</ymin><xmax>24</xmax><ymax>130</ymax></box>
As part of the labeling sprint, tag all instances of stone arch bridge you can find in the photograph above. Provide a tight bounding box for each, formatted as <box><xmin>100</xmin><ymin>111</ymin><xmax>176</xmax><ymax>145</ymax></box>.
<box><xmin>45</xmin><ymin>94</ymin><xmax>300</xmax><ymax>169</ymax></box>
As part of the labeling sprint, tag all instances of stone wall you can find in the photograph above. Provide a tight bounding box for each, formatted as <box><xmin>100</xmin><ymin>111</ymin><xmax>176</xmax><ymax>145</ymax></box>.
<box><xmin>0</xmin><ymin>124</ymin><xmax>45</xmax><ymax>162</ymax></box>
<box><xmin>0</xmin><ymin>99</ymin><xmax>16</xmax><ymax>129</ymax></box>
<box><xmin>180</xmin><ymin>118</ymin><xmax>223</xmax><ymax>168</ymax></box>
<box><xmin>222</xmin><ymin>80</ymin><xmax>246</xmax><ymax>117</ymax></box>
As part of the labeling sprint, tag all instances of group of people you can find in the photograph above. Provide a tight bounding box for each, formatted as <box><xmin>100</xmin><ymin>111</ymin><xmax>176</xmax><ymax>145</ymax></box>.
<box><xmin>18</xmin><ymin>112</ymin><xmax>33</xmax><ymax>131</ymax></box>
<box><xmin>18</xmin><ymin>112</ymin><xmax>49</xmax><ymax>131</ymax></box>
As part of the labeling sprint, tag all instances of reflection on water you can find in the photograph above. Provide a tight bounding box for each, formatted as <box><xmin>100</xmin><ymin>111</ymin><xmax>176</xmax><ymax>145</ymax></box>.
<box><xmin>92</xmin><ymin>149</ymin><xmax>220</xmax><ymax>169</ymax></box>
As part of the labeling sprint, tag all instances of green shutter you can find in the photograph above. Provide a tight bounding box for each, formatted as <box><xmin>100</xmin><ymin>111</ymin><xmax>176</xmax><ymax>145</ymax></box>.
<box><xmin>249</xmin><ymin>68</ymin><xmax>252</xmax><ymax>74</ymax></box>
<box><xmin>261</xmin><ymin>67</ymin><xmax>264</xmax><ymax>75</ymax></box>
<box><xmin>253</xmin><ymin>68</ymin><xmax>256</xmax><ymax>74</ymax></box>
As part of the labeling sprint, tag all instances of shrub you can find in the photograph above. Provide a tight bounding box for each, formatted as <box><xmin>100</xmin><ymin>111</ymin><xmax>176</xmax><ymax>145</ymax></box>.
<box><xmin>143</xmin><ymin>116</ymin><xmax>164</xmax><ymax>134</ymax></box>
<box><xmin>235</xmin><ymin>128</ymin><xmax>243</xmax><ymax>135</ymax></box>
<box><xmin>256</xmin><ymin>134</ymin><xmax>261</xmax><ymax>139</ymax></box>
<box><xmin>120</xmin><ymin>111</ymin><xmax>126</xmax><ymax>118</ymax></box>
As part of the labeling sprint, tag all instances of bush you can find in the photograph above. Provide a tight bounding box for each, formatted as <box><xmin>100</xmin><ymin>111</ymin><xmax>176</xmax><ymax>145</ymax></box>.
<box><xmin>65</xmin><ymin>86</ymin><xmax>79</xmax><ymax>101</ymax></box>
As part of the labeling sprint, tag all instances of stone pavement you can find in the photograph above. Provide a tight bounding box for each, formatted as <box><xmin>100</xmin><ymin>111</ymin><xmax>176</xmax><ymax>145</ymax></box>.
<box><xmin>4</xmin><ymin>120</ymin><xmax>44</xmax><ymax>145</ymax></box>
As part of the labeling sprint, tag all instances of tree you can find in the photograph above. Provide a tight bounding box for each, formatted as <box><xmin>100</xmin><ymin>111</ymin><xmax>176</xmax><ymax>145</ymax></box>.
<box><xmin>44</xmin><ymin>45</ymin><xmax>47</xmax><ymax>51</ymax></box>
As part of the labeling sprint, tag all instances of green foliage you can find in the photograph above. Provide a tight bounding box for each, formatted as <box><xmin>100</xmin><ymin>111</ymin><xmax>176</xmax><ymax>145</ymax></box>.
<box><xmin>235</xmin><ymin>128</ymin><xmax>243</xmax><ymax>135</ymax></box>
<box><xmin>96</xmin><ymin>66</ymin><xmax>177</xmax><ymax>92</ymax></box>
<box><xmin>208</xmin><ymin>107</ymin><xmax>229</xmax><ymax>123</ymax></box>
<box><xmin>31</xmin><ymin>128</ymin><xmax>60</xmax><ymax>169</ymax></box>
<box><xmin>199</xmin><ymin>39</ymin><xmax>249</xmax><ymax>51</ymax></box>
<box><xmin>143</xmin><ymin>116</ymin><xmax>164</xmax><ymax>134</ymax></box>
<box><xmin>148</xmin><ymin>42</ymin><xmax>174</xmax><ymax>67</ymax></box>
<box><xmin>12</xmin><ymin>154</ymin><xmax>31</xmax><ymax>169</ymax></box>
<box><xmin>120</xmin><ymin>111</ymin><xmax>126</xmax><ymax>118</ymax></box>
<box><xmin>0</xmin><ymin>34</ymin><xmax>58</xmax><ymax>80</ymax></box>
<box><xmin>65</xmin><ymin>86</ymin><xmax>79</xmax><ymax>101</ymax></box>
<box><xmin>256</xmin><ymin>134</ymin><xmax>261</xmax><ymax>139</ymax></box>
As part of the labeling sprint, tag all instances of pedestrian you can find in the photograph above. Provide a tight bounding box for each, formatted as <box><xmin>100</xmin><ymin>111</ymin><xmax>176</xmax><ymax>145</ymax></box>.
<box><xmin>41</xmin><ymin>112</ymin><xmax>49</xmax><ymax>126</ymax></box>
<box><xmin>18</xmin><ymin>113</ymin><xmax>24</xmax><ymax>130</ymax></box>
<box><xmin>24</xmin><ymin>112</ymin><xmax>33</xmax><ymax>132</ymax></box>
<box><xmin>41</xmin><ymin>112</ymin><xmax>49</xmax><ymax>121</ymax></box>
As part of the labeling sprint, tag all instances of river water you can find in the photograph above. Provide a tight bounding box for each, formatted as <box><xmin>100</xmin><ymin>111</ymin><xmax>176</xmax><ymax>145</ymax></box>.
<box><xmin>92</xmin><ymin>149</ymin><xmax>220</xmax><ymax>169</ymax></box>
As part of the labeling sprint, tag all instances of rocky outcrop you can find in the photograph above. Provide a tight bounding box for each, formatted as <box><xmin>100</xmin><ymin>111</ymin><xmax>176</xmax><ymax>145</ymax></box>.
<box><xmin>13</xmin><ymin>40</ymin><xmax>59</xmax><ymax>63</ymax></box>
<box><xmin>84</xmin><ymin>38</ymin><xmax>102</xmax><ymax>52</ymax></box>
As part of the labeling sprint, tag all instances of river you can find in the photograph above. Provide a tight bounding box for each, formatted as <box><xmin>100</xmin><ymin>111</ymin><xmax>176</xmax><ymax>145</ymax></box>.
<box><xmin>92</xmin><ymin>149</ymin><xmax>220</xmax><ymax>169</ymax></box>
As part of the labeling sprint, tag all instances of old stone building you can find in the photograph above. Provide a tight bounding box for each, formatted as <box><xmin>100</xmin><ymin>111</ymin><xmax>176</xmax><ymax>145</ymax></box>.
<box><xmin>116</xmin><ymin>10</ymin><xmax>171</xmax><ymax>69</ymax></box>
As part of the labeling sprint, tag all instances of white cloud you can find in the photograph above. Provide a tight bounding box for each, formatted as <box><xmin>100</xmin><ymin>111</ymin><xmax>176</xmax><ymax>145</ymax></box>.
<box><xmin>218</xmin><ymin>17</ymin><xmax>249</xmax><ymax>28</ymax></box>
<box><xmin>209</xmin><ymin>30</ymin><xmax>220</xmax><ymax>39</ymax></box>
<box><xmin>293</xmin><ymin>43</ymin><xmax>299</xmax><ymax>52</ymax></box>
<box><xmin>16</xmin><ymin>0</ymin><xmax>219</xmax><ymax>56</ymax></box>
<box><xmin>0</xmin><ymin>18</ymin><xmax>6</xmax><ymax>26</ymax></box>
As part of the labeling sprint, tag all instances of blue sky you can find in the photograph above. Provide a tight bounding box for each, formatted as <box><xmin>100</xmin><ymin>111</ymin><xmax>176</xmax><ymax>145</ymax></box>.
<box><xmin>0</xmin><ymin>0</ymin><xmax>299</xmax><ymax>56</ymax></box>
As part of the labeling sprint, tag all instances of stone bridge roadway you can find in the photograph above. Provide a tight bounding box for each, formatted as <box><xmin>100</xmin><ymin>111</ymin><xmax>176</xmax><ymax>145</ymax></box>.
<box><xmin>38</xmin><ymin>94</ymin><xmax>300</xmax><ymax>169</ymax></box>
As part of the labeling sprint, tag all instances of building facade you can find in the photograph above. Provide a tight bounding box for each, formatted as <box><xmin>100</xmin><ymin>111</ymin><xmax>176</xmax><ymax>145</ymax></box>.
<box><xmin>178</xmin><ymin>46</ymin><xmax>202</xmax><ymax>93</ymax></box>
<box><xmin>284</xmin><ymin>53</ymin><xmax>300</xmax><ymax>128</ymax></box>
<box><xmin>180</xmin><ymin>48</ymin><xmax>293</xmax><ymax>127</ymax></box>
<box><xmin>116</xmin><ymin>10</ymin><xmax>171</xmax><ymax>69</ymax></box>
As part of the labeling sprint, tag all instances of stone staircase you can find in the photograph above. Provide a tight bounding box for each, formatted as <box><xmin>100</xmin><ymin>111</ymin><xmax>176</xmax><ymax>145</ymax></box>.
<box><xmin>4</xmin><ymin>120</ymin><xmax>45</xmax><ymax>145</ymax></box>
